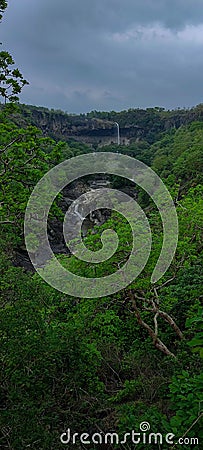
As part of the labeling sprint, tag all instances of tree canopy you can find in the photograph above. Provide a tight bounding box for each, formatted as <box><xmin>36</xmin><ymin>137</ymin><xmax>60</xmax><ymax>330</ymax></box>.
<box><xmin>0</xmin><ymin>2</ymin><xmax>202</xmax><ymax>448</ymax></box>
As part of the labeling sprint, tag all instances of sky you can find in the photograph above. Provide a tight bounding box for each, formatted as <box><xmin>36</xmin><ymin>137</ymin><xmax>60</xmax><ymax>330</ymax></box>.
<box><xmin>1</xmin><ymin>0</ymin><xmax>203</xmax><ymax>113</ymax></box>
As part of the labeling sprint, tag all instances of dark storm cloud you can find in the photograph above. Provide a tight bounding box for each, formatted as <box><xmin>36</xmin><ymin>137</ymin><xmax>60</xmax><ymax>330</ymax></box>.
<box><xmin>1</xmin><ymin>0</ymin><xmax>203</xmax><ymax>112</ymax></box>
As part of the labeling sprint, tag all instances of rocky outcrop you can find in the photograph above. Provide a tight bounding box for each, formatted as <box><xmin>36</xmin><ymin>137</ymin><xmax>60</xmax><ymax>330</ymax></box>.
<box><xmin>14</xmin><ymin>177</ymin><xmax>113</xmax><ymax>271</ymax></box>
<box><xmin>13</xmin><ymin>106</ymin><xmax>154</xmax><ymax>146</ymax></box>
<box><xmin>14</xmin><ymin>103</ymin><xmax>203</xmax><ymax>147</ymax></box>
<box><xmin>14</xmin><ymin>171</ymin><xmax>138</xmax><ymax>271</ymax></box>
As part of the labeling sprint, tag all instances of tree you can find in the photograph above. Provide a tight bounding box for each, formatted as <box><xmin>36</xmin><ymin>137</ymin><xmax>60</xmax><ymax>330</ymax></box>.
<box><xmin>0</xmin><ymin>1</ymin><xmax>28</xmax><ymax>103</ymax></box>
<box><xmin>0</xmin><ymin>115</ymin><xmax>65</xmax><ymax>245</ymax></box>
<box><xmin>0</xmin><ymin>51</ymin><xmax>29</xmax><ymax>103</ymax></box>
<box><xmin>0</xmin><ymin>0</ymin><xmax>7</xmax><ymax>22</ymax></box>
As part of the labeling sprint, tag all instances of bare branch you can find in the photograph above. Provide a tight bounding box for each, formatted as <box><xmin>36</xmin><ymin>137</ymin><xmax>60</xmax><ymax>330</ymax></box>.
<box><xmin>142</xmin><ymin>293</ymin><xmax>183</xmax><ymax>340</ymax></box>
<box><xmin>0</xmin><ymin>135</ymin><xmax>23</xmax><ymax>154</ymax></box>
<box><xmin>129</xmin><ymin>292</ymin><xmax>176</xmax><ymax>358</ymax></box>
<box><xmin>154</xmin><ymin>312</ymin><xmax>159</xmax><ymax>338</ymax></box>
<box><xmin>158</xmin><ymin>310</ymin><xmax>183</xmax><ymax>339</ymax></box>
<box><xmin>0</xmin><ymin>220</ymin><xmax>14</xmax><ymax>225</ymax></box>
<box><xmin>156</xmin><ymin>276</ymin><xmax>176</xmax><ymax>290</ymax></box>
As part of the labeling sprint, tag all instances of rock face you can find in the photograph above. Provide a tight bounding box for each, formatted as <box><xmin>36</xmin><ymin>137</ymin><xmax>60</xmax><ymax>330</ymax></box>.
<box><xmin>16</xmin><ymin>103</ymin><xmax>203</xmax><ymax>147</ymax></box>
<box><xmin>14</xmin><ymin>177</ymin><xmax>113</xmax><ymax>271</ymax></box>
<box><xmin>48</xmin><ymin>177</ymin><xmax>112</xmax><ymax>258</ymax></box>
<box><xmin>13</xmin><ymin>107</ymin><xmax>151</xmax><ymax>146</ymax></box>
<box><xmin>15</xmin><ymin>107</ymin><xmax>126</xmax><ymax>146</ymax></box>
<box><xmin>15</xmin><ymin>172</ymin><xmax>139</xmax><ymax>271</ymax></box>
<box><xmin>14</xmin><ymin>248</ymin><xmax>35</xmax><ymax>272</ymax></box>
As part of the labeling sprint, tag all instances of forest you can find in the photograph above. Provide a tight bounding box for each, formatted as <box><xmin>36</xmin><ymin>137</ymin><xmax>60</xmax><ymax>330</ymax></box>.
<box><xmin>0</xmin><ymin>1</ymin><xmax>203</xmax><ymax>449</ymax></box>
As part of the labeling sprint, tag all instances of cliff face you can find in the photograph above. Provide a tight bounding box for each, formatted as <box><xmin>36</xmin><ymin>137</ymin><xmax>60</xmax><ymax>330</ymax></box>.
<box><xmin>18</xmin><ymin>107</ymin><xmax>141</xmax><ymax>146</ymax></box>
<box><xmin>14</xmin><ymin>176</ymin><xmax>112</xmax><ymax>271</ymax></box>
<box><xmin>15</xmin><ymin>103</ymin><xmax>203</xmax><ymax>147</ymax></box>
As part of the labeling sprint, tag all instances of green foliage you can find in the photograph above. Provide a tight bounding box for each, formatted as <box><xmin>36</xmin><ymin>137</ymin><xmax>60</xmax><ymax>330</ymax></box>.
<box><xmin>169</xmin><ymin>370</ymin><xmax>203</xmax><ymax>439</ymax></box>
<box><xmin>10</xmin><ymin>103</ymin><xmax>203</xmax><ymax>154</ymax></box>
<box><xmin>0</xmin><ymin>111</ymin><xmax>65</xmax><ymax>244</ymax></box>
<box><xmin>151</xmin><ymin>121</ymin><xmax>203</xmax><ymax>186</ymax></box>
<box><xmin>186</xmin><ymin>306</ymin><xmax>203</xmax><ymax>358</ymax></box>
<box><xmin>0</xmin><ymin>51</ymin><xmax>29</xmax><ymax>103</ymax></box>
<box><xmin>1</xmin><ymin>113</ymin><xmax>203</xmax><ymax>446</ymax></box>
<box><xmin>0</xmin><ymin>13</ymin><xmax>203</xmax><ymax>443</ymax></box>
<box><xmin>0</xmin><ymin>1</ymin><xmax>28</xmax><ymax>105</ymax></box>
<box><xmin>0</xmin><ymin>256</ymin><xmax>106</xmax><ymax>448</ymax></box>
<box><xmin>0</xmin><ymin>0</ymin><xmax>7</xmax><ymax>21</ymax></box>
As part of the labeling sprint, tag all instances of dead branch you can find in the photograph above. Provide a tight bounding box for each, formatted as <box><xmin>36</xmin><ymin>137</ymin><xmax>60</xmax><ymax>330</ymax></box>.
<box><xmin>129</xmin><ymin>291</ymin><xmax>176</xmax><ymax>358</ymax></box>
<box><xmin>158</xmin><ymin>310</ymin><xmax>183</xmax><ymax>339</ymax></box>
<box><xmin>0</xmin><ymin>220</ymin><xmax>15</xmax><ymax>225</ymax></box>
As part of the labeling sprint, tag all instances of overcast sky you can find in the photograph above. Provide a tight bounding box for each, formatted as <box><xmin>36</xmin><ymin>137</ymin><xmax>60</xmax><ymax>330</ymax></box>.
<box><xmin>1</xmin><ymin>0</ymin><xmax>203</xmax><ymax>113</ymax></box>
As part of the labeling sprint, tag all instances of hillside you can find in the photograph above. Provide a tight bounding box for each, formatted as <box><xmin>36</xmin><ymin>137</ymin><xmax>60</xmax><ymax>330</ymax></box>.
<box><xmin>1</xmin><ymin>0</ymin><xmax>203</xmax><ymax>447</ymax></box>
<box><xmin>8</xmin><ymin>102</ymin><xmax>203</xmax><ymax>147</ymax></box>
<box><xmin>0</xmin><ymin>102</ymin><xmax>203</xmax><ymax>449</ymax></box>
